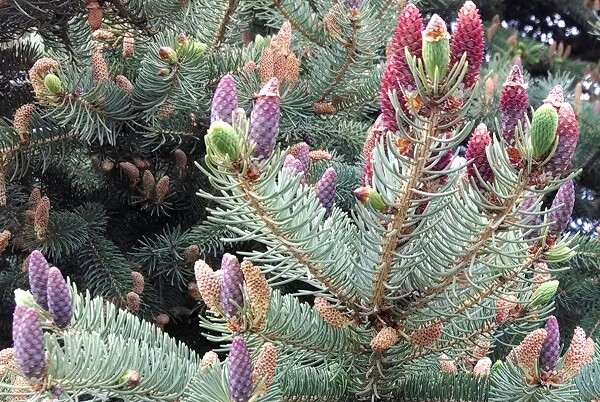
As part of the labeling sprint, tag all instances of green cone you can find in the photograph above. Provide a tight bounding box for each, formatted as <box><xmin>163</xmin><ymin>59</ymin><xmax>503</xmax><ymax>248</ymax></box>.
<box><xmin>530</xmin><ymin>103</ymin><xmax>558</xmax><ymax>158</ymax></box>
<box><xmin>205</xmin><ymin>121</ymin><xmax>240</xmax><ymax>162</ymax></box>
<box><xmin>44</xmin><ymin>73</ymin><xmax>63</xmax><ymax>94</ymax></box>
<box><xmin>368</xmin><ymin>191</ymin><xmax>386</xmax><ymax>211</ymax></box>
<box><xmin>422</xmin><ymin>14</ymin><xmax>450</xmax><ymax>81</ymax></box>
<box><xmin>528</xmin><ymin>280</ymin><xmax>559</xmax><ymax>309</ymax></box>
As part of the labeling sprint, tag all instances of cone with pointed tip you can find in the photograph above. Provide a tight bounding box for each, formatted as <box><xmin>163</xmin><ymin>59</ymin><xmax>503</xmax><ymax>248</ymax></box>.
<box><xmin>228</xmin><ymin>337</ymin><xmax>253</xmax><ymax>402</ymax></box>
<box><xmin>530</xmin><ymin>103</ymin><xmax>559</xmax><ymax>158</ymax></box>
<box><xmin>252</xmin><ymin>342</ymin><xmax>277</xmax><ymax>396</ymax></box>
<box><xmin>511</xmin><ymin>328</ymin><xmax>547</xmax><ymax>371</ymax></box>
<box><xmin>449</xmin><ymin>1</ymin><xmax>484</xmax><ymax>89</ymax></box>
<box><xmin>539</xmin><ymin>315</ymin><xmax>560</xmax><ymax>373</ymax></box>
<box><xmin>194</xmin><ymin>260</ymin><xmax>221</xmax><ymax>311</ymax></box>
<box><xmin>543</xmin><ymin>85</ymin><xmax>564</xmax><ymax>109</ymax></box>
<box><xmin>211</xmin><ymin>74</ymin><xmax>238</xmax><ymax>124</ymax></box>
<box><xmin>563</xmin><ymin>327</ymin><xmax>590</xmax><ymax>376</ymax></box>
<box><xmin>499</xmin><ymin>65</ymin><xmax>529</xmax><ymax>145</ymax></box>
<box><xmin>282</xmin><ymin>155</ymin><xmax>305</xmax><ymax>182</ymax></box>
<box><xmin>548</xmin><ymin>179</ymin><xmax>574</xmax><ymax>235</ymax></box>
<box><xmin>249</xmin><ymin>78</ymin><xmax>281</xmax><ymax>160</ymax></box>
<box><xmin>240</xmin><ymin>260</ymin><xmax>270</xmax><ymax>327</ymax></box>
<box><xmin>380</xmin><ymin>4</ymin><xmax>423</xmax><ymax>132</ymax></box>
<box><xmin>546</xmin><ymin>103</ymin><xmax>580</xmax><ymax>175</ymax></box>
<box><xmin>220</xmin><ymin>253</ymin><xmax>244</xmax><ymax>320</ymax></box>
<box><xmin>47</xmin><ymin>267</ymin><xmax>72</xmax><ymax>328</ymax></box>
<box><xmin>422</xmin><ymin>15</ymin><xmax>450</xmax><ymax>80</ymax></box>
<box><xmin>91</xmin><ymin>47</ymin><xmax>110</xmax><ymax>82</ymax></box>
<box><xmin>465</xmin><ymin>123</ymin><xmax>493</xmax><ymax>183</ymax></box>
<box><xmin>115</xmin><ymin>75</ymin><xmax>133</xmax><ymax>93</ymax></box>
<box><xmin>315</xmin><ymin>168</ymin><xmax>337</xmax><ymax>217</ymax></box>
<box><xmin>12</xmin><ymin>306</ymin><xmax>45</xmax><ymax>379</ymax></box>
<box><xmin>28</xmin><ymin>251</ymin><xmax>50</xmax><ymax>310</ymax></box>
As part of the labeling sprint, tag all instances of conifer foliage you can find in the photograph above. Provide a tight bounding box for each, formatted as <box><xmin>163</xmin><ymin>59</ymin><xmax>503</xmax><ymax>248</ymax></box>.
<box><xmin>2</xmin><ymin>0</ymin><xmax>600</xmax><ymax>401</ymax></box>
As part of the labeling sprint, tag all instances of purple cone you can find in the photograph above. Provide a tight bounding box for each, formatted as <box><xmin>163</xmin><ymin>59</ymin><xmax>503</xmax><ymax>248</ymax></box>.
<box><xmin>47</xmin><ymin>267</ymin><xmax>72</xmax><ymax>328</ymax></box>
<box><xmin>249</xmin><ymin>78</ymin><xmax>281</xmax><ymax>160</ymax></box>
<box><xmin>12</xmin><ymin>305</ymin><xmax>45</xmax><ymax>379</ymax></box>
<box><xmin>345</xmin><ymin>0</ymin><xmax>362</xmax><ymax>9</ymax></box>
<box><xmin>282</xmin><ymin>155</ymin><xmax>305</xmax><ymax>183</ymax></box>
<box><xmin>316</xmin><ymin>168</ymin><xmax>337</xmax><ymax>218</ymax></box>
<box><xmin>290</xmin><ymin>142</ymin><xmax>310</xmax><ymax>173</ymax></box>
<box><xmin>211</xmin><ymin>74</ymin><xmax>238</xmax><ymax>125</ymax></box>
<box><xmin>539</xmin><ymin>315</ymin><xmax>560</xmax><ymax>372</ymax></box>
<box><xmin>499</xmin><ymin>65</ymin><xmax>529</xmax><ymax>146</ymax></box>
<box><xmin>28</xmin><ymin>250</ymin><xmax>50</xmax><ymax>310</ymax></box>
<box><xmin>546</xmin><ymin>103</ymin><xmax>580</xmax><ymax>176</ymax></box>
<box><xmin>548</xmin><ymin>180</ymin><xmax>575</xmax><ymax>235</ymax></box>
<box><xmin>220</xmin><ymin>253</ymin><xmax>244</xmax><ymax>319</ymax></box>
<box><xmin>228</xmin><ymin>337</ymin><xmax>253</xmax><ymax>402</ymax></box>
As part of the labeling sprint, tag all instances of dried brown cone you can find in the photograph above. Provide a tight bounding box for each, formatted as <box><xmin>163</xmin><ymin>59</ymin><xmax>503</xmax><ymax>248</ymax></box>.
<box><xmin>155</xmin><ymin>313</ymin><xmax>170</xmax><ymax>329</ymax></box>
<box><xmin>91</xmin><ymin>45</ymin><xmax>110</xmax><ymax>83</ymax></box>
<box><xmin>439</xmin><ymin>353</ymin><xmax>458</xmax><ymax>374</ymax></box>
<box><xmin>252</xmin><ymin>342</ymin><xmax>277</xmax><ymax>396</ymax></box>
<box><xmin>122</xmin><ymin>35</ymin><xmax>134</xmax><ymax>58</ymax></box>
<box><xmin>34</xmin><ymin>196</ymin><xmax>50</xmax><ymax>240</ymax></box>
<box><xmin>115</xmin><ymin>75</ymin><xmax>133</xmax><ymax>93</ymax></box>
<box><xmin>188</xmin><ymin>281</ymin><xmax>202</xmax><ymax>301</ymax></box>
<box><xmin>259</xmin><ymin>47</ymin><xmax>275</xmax><ymax>83</ymax></box>
<box><xmin>411</xmin><ymin>322</ymin><xmax>443</xmax><ymax>346</ymax></box>
<box><xmin>472</xmin><ymin>357</ymin><xmax>492</xmax><ymax>376</ymax></box>
<box><xmin>312</xmin><ymin>102</ymin><xmax>336</xmax><ymax>115</ymax></box>
<box><xmin>28</xmin><ymin>58</ymin><xmax>59</xmax><ymax>96</ymax></box>
<box><xmin>173</xmin><ymin>149</ymin><xmax>187</xmax><ymax>169</ymax></box>
<box><xmin>29</xmin><ymin>187</ymin><xmax>41</xmax><ymax>208</ymax></box>
<box><xmin>87</xmin><ymin>1</ymin><xmax>102</xmax><ymax>30</ymax></box>
<box><xmin>13</xmin><ymin>104</ymin><xmax>35</xmax><ymax>144</ymax></box>
<box><xmin>370</xmin><ymin>326</ymin><xmax>398</xmax><ymax>351</ymax></box>
<box><xmin>510</xmin><ymin>328</ymin><xmax>547</xmax><ymax>371</ymax></box>
<box><xmin>200</xmin><ymin>350</ymin><xmax>219</xmax><ymax>370</ymax></box>
<box><xmin>314</xmin><ymin>296</ymin><xmax>349</xmax><ymax>328</ymax></box>
<box><xmin>0</xmin><ymin>230</ymin><xmax>11</xmax><ymax>253</ymax></box>
<box><xmin>309</xmin><ymin>150</ymin><xmax>333</xmax><ymax>162</ymax></box>
<box><xmin>194</xmin><ymin>260</ymin><xmax>221</xmax><ymax>311</ymax></box>
<box><xmin>125</xmin><ymin>291</ymin><xmax>141</xmax><ymax>311</ymax></box>
<box><xmin>495</xmin><ymin>294</ymin><xmax>520</xmax><ymax>324</ymax></box>
<box><xmin>240</xmin><ymin>260</ymin><xmax>270</xmax><ymax>327</ymax></box>
<box><xmin>185</xmin><ymin>244</ymin><xmax>200</xmax><ymax>262</ymax></box>
<box><xmin>141</xmin><ymin>170</ymin><xmax>155</xmax><ymax>197</ymax></box>
<box><xmin>131</xmin><ymin>271</ymin><xmax>145</xmax><ymax>294</ymax></box>
<box><xmin>155</xmin><ymin>175</ymin><xmax>170</xmax><ymax>204</ymax></box>
<box><xmin>132</xmin><ymin>157</ymin><xmax>151</xmax><ymax>170</ymax></box>
<box><xmin>120</xmin><ymin>162</ymin><xmax>139</xmax><ymax>183</ymax></box>
<box><xmin>157</xmin><ymin>104</ymin><xmax>175</xmax><ymax>119</ymax></box>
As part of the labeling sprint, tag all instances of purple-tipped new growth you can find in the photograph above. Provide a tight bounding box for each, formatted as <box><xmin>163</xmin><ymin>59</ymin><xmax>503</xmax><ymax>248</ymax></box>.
<box><xmin>548</xmin><ymin>180</ymin><xmax>575</xmax><ymax>235</ymax></box>
<box><xmin>465</xmin><ymin>123</ymin><xmax>493</xmax><ymax>183</ymax></box>
<box><xmin>539</xmin><ymin>315</ymin><xmax>560</xmax><ymax>372</ymax></box>
<box><xmin>249</xmin><ymin>78</ymin><xmax>281</xmax><ymax>160</ymax></box>
<box><xmin>28</xmin><ymin>250</ymin><xmax>50</xmax><ymax>310</ymax></box>
<box><xmin>220</xmin><ymin>253</ymin><xmax>244</xmax><ymax>320</ymax></box>
<box><xmin>316</xmin><ymin>168</ymin><xmax>337</xmax><ymax>217</ymax></box>
<box><xmin>12</xmin><ymin>305</ymin><xmax>45</xmax><ymax>379</ymax></box>
<box><xmin>210</xmin><ymin>74</ymin><xmax>238</xmax><ymax>124</ymax></box>
<box><xmin>499</xmin><ymin>65</ymin><xmax>529</xmax><ymax>146</ymax></box>
<box><xmin>47</xmin><ymin>267</ymin><xmax>72</xmax><ymax>328</ymax></box>
<box><xmin>228</xmin><ymin>336</ymin><xmax>253</xmax><ymax>402</ymax></box>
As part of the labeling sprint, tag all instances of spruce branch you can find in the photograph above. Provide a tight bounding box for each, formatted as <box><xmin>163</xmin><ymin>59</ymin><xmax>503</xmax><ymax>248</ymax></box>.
<box><xmin>213</xmin><ymin>0</ymin><xmax>239</xmax><ymax>49</ymax></box>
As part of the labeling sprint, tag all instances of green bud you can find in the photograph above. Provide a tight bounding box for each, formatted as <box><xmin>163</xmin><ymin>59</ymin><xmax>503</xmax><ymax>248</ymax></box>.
<box><xmin>528</xmin><ymin>280</ymin><xmax>559</xmax><ymax>309</ymax></box>
<box><xmin>44</xmin><ymin>73</ymin><xmax>63</xmax><ymax>94</ymax></box>
<box><xmin>368</xmin><ymin>191</ymin><xmax>386</xmax><ymax>212</ymax></box>
<box><xmin>205</xmin><ymin>121</ymin><xmax>241</xmax><ymax>162</ymax></box>
<box><xmin>530</xmin><ymin>103</ymin><xmax>558</xmax><ymax>158</ymax></box>
<box><xmin>422</xmin><ymin>15</ymin><xmax>450</xmax><ymax>81</ymax></box>
<box><xmin>14</xmin><ymin>289</ymin><xmax>36</xmax><ymax>308</ymax></box>
<box><xmin>490</xmin><ymin>360</ymin><xmax>503</xmax><ymax>374</ymax></box>
<box><xmin>119</xmin><ymin>369</ymin><xmax>141</xmax><ymax>387</ymax></box>
<box><xmin>545</xmin><ymin>244</ymin><xmax>576</xmax><ymax>263</ymax></box>
<box><xmin>177</xmin><ymin>40</ymin><xmax>207</xmax><ymax>59</ymax></box>
<box><xmin>254</xmin><ymin>34</ymin><xmax>266</xmax><ymax>48</ymax></box>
